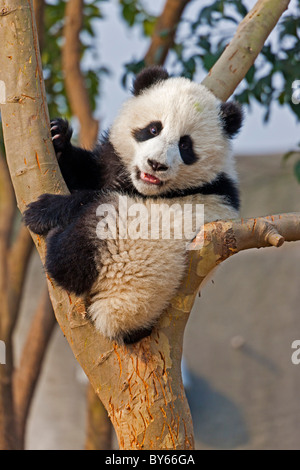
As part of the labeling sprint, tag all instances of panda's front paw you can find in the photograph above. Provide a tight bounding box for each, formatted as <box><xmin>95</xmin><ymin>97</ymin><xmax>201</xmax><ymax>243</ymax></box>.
<box><xmin>23</xmin><ymin>193</ymin><xmax>61</xmax><ymax>235</ymax></box>
<box><xmin>50</xmin><ymin>118</ymin><xmax>73</xmax><ymax>155</ymax></box>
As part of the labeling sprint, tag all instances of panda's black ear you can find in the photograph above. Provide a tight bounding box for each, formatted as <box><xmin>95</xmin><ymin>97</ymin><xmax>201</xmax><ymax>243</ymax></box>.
<box><xmin>219</xmin><ymin>101</ymin><xmax>244</xmax><ymax>138</ymax></box>
<box><xmin>132</xmin><ymin>66</ymin><xmax>169</xmax><ymax>96</ymax></box>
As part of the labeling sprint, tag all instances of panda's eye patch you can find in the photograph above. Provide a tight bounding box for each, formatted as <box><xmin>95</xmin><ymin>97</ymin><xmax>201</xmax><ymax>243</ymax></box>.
<box><xmin>132</xmin><ymin>121</ymin><xmax>163</xmax><ymax>142</ymax></box>
<box><xmin>179</xmin><ymin>135</ymin><xmax>197</xmax><ymax>165</ymax></box>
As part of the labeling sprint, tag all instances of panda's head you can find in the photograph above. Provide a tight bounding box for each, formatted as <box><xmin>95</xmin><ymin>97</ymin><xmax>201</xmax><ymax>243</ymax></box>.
<box><xmin>110</xmin><ymin>66</ymin><xmax>243</xmax><ymax>196</ymax></box>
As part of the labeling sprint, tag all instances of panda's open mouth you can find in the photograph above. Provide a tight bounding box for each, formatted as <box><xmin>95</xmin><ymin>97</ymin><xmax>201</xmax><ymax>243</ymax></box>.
<box><xmin>136</xmin><ymin>168</ymin><xmax>164</xmax><ymax>186</ymax></box>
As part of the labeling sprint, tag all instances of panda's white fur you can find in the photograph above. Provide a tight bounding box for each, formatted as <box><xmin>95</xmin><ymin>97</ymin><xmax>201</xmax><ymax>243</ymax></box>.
<box><xmin>87</xmin><ymin>192</ymin><xmax>237</xmax><ymax>341</ymax></box>
<box><xmin>87</xmin><ymin>77</ymin><xmax>240</xmax><ymax>341</ymax></box>
<box><xmin>24</xmin><ymin>66</ymin><xmax>243</xmax><ymax>344</ymax></box>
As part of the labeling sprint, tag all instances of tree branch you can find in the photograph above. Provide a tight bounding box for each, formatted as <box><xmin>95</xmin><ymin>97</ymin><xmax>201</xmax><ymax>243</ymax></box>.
<box><xmin>32</xmin><ymin>0</ymin><xmax>45</xmax><ymax>52</ymax></box>
<box><xmin>144</xmin><ymin>0</ymin><xmax>191</xmax><ymax>66</ymax></box>
<box><xmin>7</xmin><ymin>225</ymin><xmax>33</xmax><ymax>333</ymax></box>
<box><xmin>62</xmin><ymin>0</ymin><xmax>99</xmax><ymax>149</ymax></box>
<box><xmin>190</xmin><ymin>213</ymin><xmax>300</xmax><ymax>288</ymax></box>
<box><xmin>202</xmin><ymin>0</ymin><xmax>291</xmax><ymax>100</ymax></box>
<box><xmin>0</xmin><ymin>156</ymin><xmax>15</xmax><ymax>335</ymax></box>
<box><xmin>0</xmin><ymin>156</ymin><xmax>15</xmax><ymax>254</ymax></box>
<box><xmin>85</xmin><ymin>383</ymin><xmax>113</xmax><ymax>450</ymax></box>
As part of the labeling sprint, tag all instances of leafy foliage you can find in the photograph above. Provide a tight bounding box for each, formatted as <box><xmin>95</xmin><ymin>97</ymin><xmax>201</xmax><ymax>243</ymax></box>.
<box><xmin>38</xmin><ymin>1</ymin><xmax>299</xmax><ymax>181</ymax></box>
<box><xmin>43</xmin><ymin>0</ymin><xmax>109</xmax><ymax>119</ymax></box>
<box><xmin>121</xmin><ymin>0</ymin><xmax>300</xmax><ymax>122</ymax></box>
<box><xmin>283</xmin><ymin>143</ymin><xmax>300</xmax><ymax>183</ymax></box>
<box><xmin>43</xmin><ymin>0</ymin><xmax>300</xmax><ymax>122</ymax></box>
<box><xmin>119</xmin><ymin>0</ymin><xmax>156</xmax><ymax>35</ymax></box>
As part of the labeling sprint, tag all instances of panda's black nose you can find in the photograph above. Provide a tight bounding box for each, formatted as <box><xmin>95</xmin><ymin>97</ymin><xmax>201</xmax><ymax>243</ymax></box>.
<box><xmin>147</xmin><ymin>159</ymin><xmax>169</xmax><ymax>172</ymax></box>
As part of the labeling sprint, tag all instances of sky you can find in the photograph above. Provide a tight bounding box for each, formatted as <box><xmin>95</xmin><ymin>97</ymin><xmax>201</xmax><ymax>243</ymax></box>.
<box><xmin>90</xmin><ymin>0</ymin><xmax>299</xmax><ymax>156</ymax></box>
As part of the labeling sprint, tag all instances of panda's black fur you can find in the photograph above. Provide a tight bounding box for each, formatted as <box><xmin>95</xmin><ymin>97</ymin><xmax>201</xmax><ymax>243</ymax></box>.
<box><xmin>24</xmin><ymin>66</ymin><xmax>243</xmax><ymax>344</ymax></box>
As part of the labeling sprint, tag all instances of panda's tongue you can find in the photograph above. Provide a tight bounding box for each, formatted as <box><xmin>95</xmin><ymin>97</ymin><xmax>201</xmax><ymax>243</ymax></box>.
<box><xmin>140</xmin><ymin>172</ymin><xmax>161</xmax><ymax>185</ymax></box>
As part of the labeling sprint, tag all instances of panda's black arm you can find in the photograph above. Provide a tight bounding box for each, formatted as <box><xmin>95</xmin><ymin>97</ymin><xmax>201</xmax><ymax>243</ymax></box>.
<box><xmin>23</xmin><ymin>190</ymin><xmax>100</xmax><ymax>236</ymax></box>
<box><xmin>51</xmin><ymin>118</ymin><xmax>103</xmax><ymax>191</ymax></box>
<box><xmin>58</xmin><ymin>146</ymin><xmax>104</xmax><ymax>191</ymax></box>
<box><xmin>45</xmin><ymin>221</ymin><xmax>99</xmax><ymax>296</ymax></box>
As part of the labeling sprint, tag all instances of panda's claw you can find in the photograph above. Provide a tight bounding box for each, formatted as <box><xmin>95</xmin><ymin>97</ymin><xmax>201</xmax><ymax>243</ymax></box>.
<box><xmin>50</xmin><ymin>118</ymin><xmax>73</xmax><ymax>154</ymax></box>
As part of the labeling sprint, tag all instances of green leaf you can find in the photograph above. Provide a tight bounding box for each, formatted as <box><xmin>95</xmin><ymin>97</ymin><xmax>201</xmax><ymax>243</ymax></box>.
<box><xmin>221</xmin><ymin>15</ymin><xmax>238</xmax><ymax>24</ymax></box>
<box><xmin>183</xmin><ymin>57</ymin><xmax>196</xmax><ymax>79</ymax></box>
<box><xmin>236</xmin><ymin>89</ymin><xmax>250</xmax><ymax>105</ymax></box>
<box><xmin>202</xmin><ymin>50</ymin><xmax>222</xmax><ymax>71</ymax></box>
<box><xmin>121</xmin><ymin>60</ymin><xmax>145</xmax><ymax>89</ymax></box>
<box><xmin>282</xmin><ymin>150</ymin><xmax>298</xmax><ymax>162</ymax></box>
<box><xmin>197</xmin><ymin>36</ymin><xmax>211</xmax><ymax>52</ymax></box>
<box><xmin>143</xmin><ymin>18</ymin><xmax>155</xmax><ymax>37</ymax></box>
<box><xmin>173</xmin><ymin>43</ymin><xmax>184</xmax><ymax>59</ymax></box>
<box><xmin>122</xmin><ymin>4</ymin><xmax>138</xmax><ymax>27</ymax></box>
<box><xmin>278</xmin><ymin>91</ymin><xmax>286</xmax><ymax>105</ymax></box>
<box><xmin>159</xmin><ymin>28</ymin><xmax>172</xmax><ymax>39</ymax></box>
<box><xmin>279</xmin><ymin>16</ymin><xmax>299</xmax><ymax>39</ymax></box>
<box><xmin>245</xmin><ymin>65</ymin><xmax>255</xmax><ymax>84</ymax></box>
<box><xmin>234</xmin><ymin>1</ymin><xmax>248</xmax><ymax>17</ymax></box>
<box><xmin>294</xmin><ymin>160</ymin><xmax>300</xmax><ymax>183</ymax></box>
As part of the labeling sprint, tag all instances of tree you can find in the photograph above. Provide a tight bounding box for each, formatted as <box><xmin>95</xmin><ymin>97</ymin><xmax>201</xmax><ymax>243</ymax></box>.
<box><xmin>0</xmin><ymin>0</ymin><xmax>299</xmax><ymax>450</ymax></box>
<box><xmin>0</xmin><ymin>0</ymin><xmax>111</xmax><ymax>450</ymax></box>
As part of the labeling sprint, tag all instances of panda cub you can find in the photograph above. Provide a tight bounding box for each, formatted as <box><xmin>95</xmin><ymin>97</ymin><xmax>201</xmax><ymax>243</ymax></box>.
<box><xmin>24</xmin><ymin>66</ymin><xmax>243</xmax><ymax>344</ymax></box>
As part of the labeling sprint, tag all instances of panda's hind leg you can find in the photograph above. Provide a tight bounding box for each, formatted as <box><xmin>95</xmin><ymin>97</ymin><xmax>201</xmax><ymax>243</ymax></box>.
<box><xmin>123</xmin><ymin>327</ymin><xmax>153</xmax><ymax>344</ymax></box>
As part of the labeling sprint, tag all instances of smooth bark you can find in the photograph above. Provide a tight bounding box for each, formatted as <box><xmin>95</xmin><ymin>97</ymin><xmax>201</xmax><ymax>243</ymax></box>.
<box><xmin>63</xmin><ymin>0</ymin><xmax>99</xmax><ymax>149</ymax></box>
